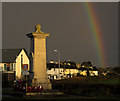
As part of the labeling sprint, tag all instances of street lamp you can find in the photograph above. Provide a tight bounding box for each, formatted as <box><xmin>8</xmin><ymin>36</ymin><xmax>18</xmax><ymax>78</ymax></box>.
<box><xmin>54</xmin><ymin>49</ymin><xmax>60</xmax><ymax>79</ymax></box>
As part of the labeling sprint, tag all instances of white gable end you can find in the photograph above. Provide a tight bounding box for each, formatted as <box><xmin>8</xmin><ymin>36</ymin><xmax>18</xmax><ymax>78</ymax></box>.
<box><xmin>15</xmin><ymin>49</ymin><xmax>29</xmax><ymax>79</ymax></box>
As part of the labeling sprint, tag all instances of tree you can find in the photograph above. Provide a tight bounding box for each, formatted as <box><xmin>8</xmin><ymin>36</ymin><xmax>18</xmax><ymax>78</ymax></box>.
<box><xmin>81</xmin><ymin>61</ymin><xmax>92</xmax><ymax>68</ymax></box>
<box><xmin>81</xmin><ymin>61</ymin><xmax>93</xmax><ymax>76</ymax></box>
<box><xmin>113</xmin><ymin>67</ymin><xmax>120</xmax><ymax>74</ymax></box>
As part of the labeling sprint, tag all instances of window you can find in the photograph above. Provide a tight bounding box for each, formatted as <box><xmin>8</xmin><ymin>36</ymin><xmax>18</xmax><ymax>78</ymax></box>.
<box><xmin>10</xmin><ymin>63</ymin><xmax>13</xmax><ymax>71</ymax></box>
<box><xmin>6</xmin><ymin>63</ymin><xmax>10</xmax><ymax>71</ymax></box>
<box><xmin>4</xmin><ymin>64</ymin><xmax>6</xmax><ymax>71</ymax></box>
<box><xmin>13</xmin><ymin>63</ymin><xmax>16</xmax><ymax>71</ymax></box>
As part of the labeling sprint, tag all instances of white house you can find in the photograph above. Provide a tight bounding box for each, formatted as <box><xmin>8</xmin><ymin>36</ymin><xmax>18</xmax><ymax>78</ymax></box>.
<box><xmin>47</xmin><ymin>67</ymin><xmax>64</xmax><ymax>79</ymax></box>
<box><xmin>47</xmin><ymin>62</ymin><xmax>79</xmax><ymax>79</ymax></box>
<box><xmin>89</xmin><ymin>67</ymin><xmax>98</xmax><ymax>76</ymax></box>
<box><xmin>47</xmin><ymin>63</ymin><xmax>64</xmax><ymax>79</ymax></box>
<box><xmin>63</xmin><ymin>67</ymin><xmax>79</xmax><ymax>77</ymax></box>
<box><xmin>78</xmin><ymin>66</ymin><xmax>98</xmax><ymax>76</ymax></box>
<box><xmin>0</xmin><ymin>49</ymin><xmax>30</xmax><ymax>80</ymax></box>
<box><xmin>79</xmin><ymin>67</ymin><xmax>88</xmax><ymax>76</ymax></box>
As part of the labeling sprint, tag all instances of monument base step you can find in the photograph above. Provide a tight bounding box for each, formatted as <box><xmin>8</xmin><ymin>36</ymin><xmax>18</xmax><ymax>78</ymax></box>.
<box><xmin>26</xmin><ymin>92</ymin><xmax>64</xmax><ymax>96</ymax></box>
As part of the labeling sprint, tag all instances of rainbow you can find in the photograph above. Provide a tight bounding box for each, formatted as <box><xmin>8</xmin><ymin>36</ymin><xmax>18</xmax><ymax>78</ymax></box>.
<box><xmin>84</xmin><ymin>2</ymin><xmax>107</xmax><ymax>68</ymax></box>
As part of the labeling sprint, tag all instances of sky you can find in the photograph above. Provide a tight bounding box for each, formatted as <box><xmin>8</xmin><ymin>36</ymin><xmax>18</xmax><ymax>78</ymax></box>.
<box><xmin>2</xmin><ymin>2</ymin><xmax>118</xmax><ymax>67</ymax></box>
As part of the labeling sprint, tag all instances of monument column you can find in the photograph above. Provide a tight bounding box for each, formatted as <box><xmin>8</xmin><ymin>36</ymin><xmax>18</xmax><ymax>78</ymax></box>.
<box><xmin>27</xmin><ymin>24</ymin><xmax>51</xmax><ymax>89</ymax></box>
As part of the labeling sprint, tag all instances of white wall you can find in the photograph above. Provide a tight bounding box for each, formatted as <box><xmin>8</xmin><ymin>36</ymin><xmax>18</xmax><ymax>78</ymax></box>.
<box><xmin>93</xmin><ymin>71</ymin><xmax>98</xmax><ymax>76</ymax></box>
<box><xmin>0</xmin><ymin>63</ymin><xmax>3</xmax><ymax>71</ymax></box>
<box><xmin>47</xmin><ymin>68</ymin><xmax>79</xmax><ymax>79</ymax></box>
<box><xmin>70</xmin><ymin>69</ymin><xmax>79</xmax><ymax>75</ymax></box>
<box><xmin>15</xmin><ymin>49</ymin><xmax>29</xmax><ymax>79</ymax></box>
<box><xmin>47</xmin><ymin>68</ymin><xmax>64</xmax><ymax>76</ymax></box>
<box><xmin>79</xmin><ymin>70</ymin><xmax>87</xmax><ymax>76</ymax></box>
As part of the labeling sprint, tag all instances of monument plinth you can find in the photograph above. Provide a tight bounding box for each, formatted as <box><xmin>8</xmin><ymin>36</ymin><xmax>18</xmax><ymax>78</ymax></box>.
<box><xmin>27</xmin><ymin>24</ymin><xmax>51</xmax><ymax>89</ymax></box>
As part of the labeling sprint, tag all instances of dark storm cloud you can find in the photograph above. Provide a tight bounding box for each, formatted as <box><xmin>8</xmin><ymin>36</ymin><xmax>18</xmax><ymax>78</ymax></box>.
<box><xmin>2</xmin><ymin>2</ymin><xmax>118</xmax><ymax>67</ymax></box>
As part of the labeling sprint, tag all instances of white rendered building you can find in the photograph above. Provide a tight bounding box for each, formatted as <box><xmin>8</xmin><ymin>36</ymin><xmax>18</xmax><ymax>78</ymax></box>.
<box><xmin>0</xmin><ymin>49</ymin><xmax>29</xmax><ymax>80</ymax></box>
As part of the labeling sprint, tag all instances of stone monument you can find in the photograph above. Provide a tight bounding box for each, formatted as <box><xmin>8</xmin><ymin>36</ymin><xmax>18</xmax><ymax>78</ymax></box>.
<box><xmin>27</xmin><ymin>24</ymin><xmax>51</xmax><ymax>89</ymax></box>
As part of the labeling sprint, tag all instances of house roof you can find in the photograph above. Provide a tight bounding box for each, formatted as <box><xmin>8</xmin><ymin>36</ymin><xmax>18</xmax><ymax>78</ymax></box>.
<box><xmin>92</xmin><ymin>66</ymin><xmax>98</xmax><ymax>71</ymax></box>
<box><xmin>47</xmin><ymin>63</ymin><xmax>78</xmax><ymax>69</ymax></box>
<box><xmin>78</xmin><ymin>67</ymin><xmax>87</xmax><ymax>70</ymax></box>
<box><xmin>1</xmin><ymin>48</ymin><xmax>28</xmax><ymax>63</ymax></box>
<box><xmin>78</xmin><ymin>67</ymin><xmax>98</xmax><ymax>71</ymax></box>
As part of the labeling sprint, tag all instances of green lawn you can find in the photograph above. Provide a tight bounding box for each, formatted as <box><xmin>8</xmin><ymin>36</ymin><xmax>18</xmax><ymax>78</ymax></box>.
<box><xmin>92</xmin><ymin>78</ymin><xmax>120</xmax><ymax>84</ymax></box>
<box><xmin>52</xmin><ymin>75</ymin><xmax>120</xmax><ymax>85</ymax></box>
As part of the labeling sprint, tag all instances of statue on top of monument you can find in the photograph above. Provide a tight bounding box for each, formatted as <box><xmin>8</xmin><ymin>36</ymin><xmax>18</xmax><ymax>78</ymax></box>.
<box><xmin>35</xmin><ymin>24</ymin><xmax>43</xmax><ymax>34</ymax></box>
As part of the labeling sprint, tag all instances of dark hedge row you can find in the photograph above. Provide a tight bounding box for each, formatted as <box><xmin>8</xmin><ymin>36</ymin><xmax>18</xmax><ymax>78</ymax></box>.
<box><xmin>51</xmin><ymin>76</ymin><xmax>120</xmax><ymax>96</ymax></box>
